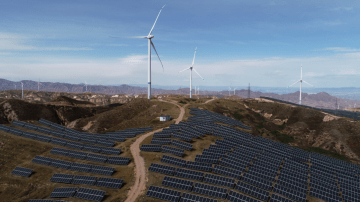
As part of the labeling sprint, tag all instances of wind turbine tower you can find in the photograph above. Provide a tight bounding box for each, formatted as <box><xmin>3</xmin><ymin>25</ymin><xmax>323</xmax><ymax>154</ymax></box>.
<box><xmin>288</xmin><ymin>65</ymin><xmax>313</xmax><ymax>105</ymax></box>
<box><xmin>84</xmin><ymin>81</ymin><xmax>88</xmax><ymax>92</ymax></box>
<box><xmin>120</xmin><ymin>5</ymin><xmax>165</xmax><ymax>99</ymax></box>
<box><xmin>228</xmin><ymin>87</ymin><xmax>231</xmax><ymax>96</ymax></box>
<box><xmin>179</xmin><ymin>47</ymin><xmax>204</xmax><ymax>98</ymax></box>
<box><xmin>234</xmin><ymin>88</ymin><xmax>237</xmax><ymax>95</ymax></box>
<box><xmin>38</xmin><ymin>79</ymin><xmax>42</xmax><ymax>91</ymax></box>
<box><xmin>21</xmin><ymin>82</ymin><xmax>24</xmax><ymax>99</ymax></box>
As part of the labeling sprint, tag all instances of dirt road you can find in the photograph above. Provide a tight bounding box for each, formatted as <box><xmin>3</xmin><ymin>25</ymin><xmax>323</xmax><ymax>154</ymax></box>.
<box><xmin>125</xmin><ymin>100</ymin><xmax>185</xmax><ymax>202</ymax></box>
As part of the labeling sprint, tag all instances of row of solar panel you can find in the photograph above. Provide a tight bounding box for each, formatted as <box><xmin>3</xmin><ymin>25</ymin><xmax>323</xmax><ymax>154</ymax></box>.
<box><xmin>0</xmin><ymin>125</ymin><xmax>121</xmax><ymax>155</ymax></box>
<box><xmin>50</xmin><ymin>173</ymin><xmax>123</xmax><ymax>189</ymax></box>
<box><xmin>49</xmin><ymin>187</ymin><xmax>105</xmax><ymax>202</ymax></box>
<box><xmin>11</xmin><ymin>121</ymin><xmax>116</xmax><ymax>147</ymax></box>
<box><xmin>50</xmin><ymin>147</ymin><xmax>129</xmax><ymax>165</ymax></box>
<box><xmin>32</xmin><ymin>155</ymin><xmax>115</xmax><ymax>175</ymax></box>
<box><xmin>141</xmin><ymin>145</ymin><xmax>185</xmax><ymax>157</ymax></box>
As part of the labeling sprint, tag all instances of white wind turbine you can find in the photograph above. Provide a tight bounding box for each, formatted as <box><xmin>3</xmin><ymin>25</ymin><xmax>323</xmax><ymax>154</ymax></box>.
<box><xmin>84</xmin><ymin>81</ymin><xmax>88</xmax><ymax>92</ymax></box>
<box><xmin>179</xmin><ymin>47</ymin><xmax>204</xmax><ymax>98</ymax></box>
<box><xmin>233</xmin><ymin>87</ymin><xmax>237</xmax><ymax>95</ymax></box>
<box><xmin>21</xmin><ymin>82</ymin><xmax>24</xmax><ymax>99</ymax></box>
<box><xmin>197</xmin><ymin>87</ymin><xmax>200</xmax><ymax>95</ymax></box>
<box><xmin>114</xmin><ymin>5</ymin><xmax>165</xmax><ymax>99</ymax></box>
<box><xmin>38</xmin><ymin>79</ymin><xmax>43</xmax><ymax>91</ymax></box>
<box><xmin>228</xmin><ymin>87</ymin><xmax>231</xmax><ymax>96</ymax></box>
<box><xmin>288</xmin><ymin>65</ymin><xmax>313</xmax><ymax>105</ymax></box>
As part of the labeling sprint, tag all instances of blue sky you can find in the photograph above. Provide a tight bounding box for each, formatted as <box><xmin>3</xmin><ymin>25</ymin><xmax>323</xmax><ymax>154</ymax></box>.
<box><xmin>0</xmin><ymin>0</ymin><xmax>359</xmax><ymax>88</ymax></box>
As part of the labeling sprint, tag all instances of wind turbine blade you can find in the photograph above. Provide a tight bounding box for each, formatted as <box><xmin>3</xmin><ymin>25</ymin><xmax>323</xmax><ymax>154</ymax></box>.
<box><xmin>150</xmin><ymin>40</ymin><xmax>164</xmax><ymax>71</ymax></box>
<box><xmin>149</xmin><ymin>5</ymin><xmax>165</xmax><ymax>36</ymax></box>
<box><xmin>110</xmin><ymin>36</ymin><xmax>147</xmax><ymax>39</ymax></box>
<box><xmin>303</xmin><ymin>80</ymin><xmax>313</xmax><ymax>87</ymax></box>
<box><xmin>193</xmin><ymin>68</ymin><xmax>204</xmax><ymax>80</ymax></box>
<box><xmin>179</xmin><ymin>68</ymin><xmax>190</xmax><ymax>73</ymax></box>
<box><xmin>288</xmin><ymin>80</ymin><xmax>300</xmax><ymax>87</ymax></box>
<box><xmin>191</xmin><ymin>47</ymin><xmax>197</xmax><ymax>67</ymax></box>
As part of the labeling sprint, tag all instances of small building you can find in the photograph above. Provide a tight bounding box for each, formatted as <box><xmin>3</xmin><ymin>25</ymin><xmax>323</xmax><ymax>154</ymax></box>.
<box><xmin>160</xmin><ymin>115</ymin><xmax>171</xmax><ymax>121</ymax></box>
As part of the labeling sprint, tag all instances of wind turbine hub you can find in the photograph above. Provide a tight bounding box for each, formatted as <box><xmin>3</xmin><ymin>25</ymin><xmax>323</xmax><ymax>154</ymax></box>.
<box><xmin>190</xmin><ymin>67</ymin><xmax>193</xmax><ymax>70</ymax></box>
<box><xmin>147</xmin><ymin>35</ymin><xmax>154</xmax><ymax>39</ymax></box>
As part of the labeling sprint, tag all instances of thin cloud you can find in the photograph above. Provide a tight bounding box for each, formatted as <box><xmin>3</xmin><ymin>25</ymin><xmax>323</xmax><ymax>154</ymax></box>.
<box><xmin>329</xmin><ymin>7</ymin><xmax>353</xmax><ymax>11</ymax></box>
<box><xmin>313</xmin><ymin>47</ymin><xmax>360</xmax><ymax>52</ymax></box>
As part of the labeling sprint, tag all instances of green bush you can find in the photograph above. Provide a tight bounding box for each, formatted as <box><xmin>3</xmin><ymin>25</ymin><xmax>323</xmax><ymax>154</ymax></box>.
<box><xmin>179</xmin><ymin>100</ymin><xmax>187</xmax><ymax>104</ymax></box>
<box><xmin>270</xmin><ymin>131</ymin><xmax>294</xmax><ymax>144</ymax></box>
<box><xmin>233</xmin><ymin>112</ymin><xmax>243</xmax><ymax>121</ymax></box>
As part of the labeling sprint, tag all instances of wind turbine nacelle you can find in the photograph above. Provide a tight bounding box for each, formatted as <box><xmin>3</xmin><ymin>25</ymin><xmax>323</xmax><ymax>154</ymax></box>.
<box><xmin>147</xmin><ymin>35</ymin><xmax>154</xmax><ymax>39</ymax></box>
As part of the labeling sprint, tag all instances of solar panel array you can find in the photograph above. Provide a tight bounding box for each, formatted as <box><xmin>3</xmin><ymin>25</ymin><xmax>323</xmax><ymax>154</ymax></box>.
<box><xmin>162</xmin><ymin>146</ymin><xmax>184</xmax><ymax>157</ymax></box>
<box><xmin>192</xmin><ymin>182</ymin><xmax>228</xmax><ymax>199</ymax></box>
<box><xmin>151</xmin><ymin>138</ymin><xmax>172</xmax><ymax>145</ymax></box>
<box><xmin>11</xmin><ymin>166</ymin><xmax>34</xmax><ymax>177</ymax></box>
<box><xmin>32</xmin><ymin>156</ymin><xmax>115</xmax><ymax>175</ymax></box>
<box><xmin>74</xmin><ymin>187</ymin><xmax>106</xmax><ymax>202</ymax></box>
<box><xmin>162</xmin><ymin>176</ymin><xmax>194</xmax><ymax>191</ymax></box>
<box><xmin>146</xmin><ymin>185</ymin><xmax>181</xmax><ymax>202</ymax></box>
<box><xmin>148</xmin><ymin>163</ymin><xmax>176</xmax><ymax>175</ymax></box>
<box><xmin>171</xmin><ymin>139</ymin><xmax>193</xmax><ymax>151</ymax></box>
<box><xmin>140</xmin><ymin>144</ymin><xmax>162</xmax><ymax>152</ymax></box>
<box><xmin>0</xmin><ymin>123</ymin><xmax>122</xmax><ymax>155</ymax></box>
<box><xmin>50</xmin><ymin>187</ymin><xmax>77</xmax><ymax>198</ymax></box>
<box><xmin>161</xmin><ymin>155</ymin><xmax>186</xmax><ymax>167</ymax></box>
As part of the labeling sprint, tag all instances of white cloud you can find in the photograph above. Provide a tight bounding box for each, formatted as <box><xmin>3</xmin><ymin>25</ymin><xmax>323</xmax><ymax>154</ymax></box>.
<box><xmin>313</xmin><ymin>47</ymin><xmax>360</xmax><ymax>52</ymax></box>
<box><xmin>0</xmin><ymin>32</ymin><xmax>92</xmax><ymax>51</ymax></box>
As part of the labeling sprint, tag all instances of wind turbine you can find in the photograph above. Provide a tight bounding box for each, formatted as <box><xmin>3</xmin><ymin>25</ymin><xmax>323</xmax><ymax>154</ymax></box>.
<box><xmin>84</xmin><ymin>81</ymin><xmax>88</xmax><ymax>92</ymax></box>
<box><xmin>14</xmin><ymin>84</ymin><xmax>16</xmax><ymax>90</ymax></box>
<box><xmin>288</xmin><ymin>65</ymin><xmax>313</xmax><ymax>105</ymax></box>
<box><xmin>117</xmin><ymin>5</ymin><xmax>165</xmax><ymax>99</ymax></box>
<box><xmin>228</xmin><ymin>87</ymin><xmax>231</xmax><ymax>96</ymax></box>
<box><xmin>179</xmin><ymin>47</ymin><xmax>204</xmax><ymax>98</ymax></box>
<box><xmin>21</xmin><ymin>82</ymin><xmax>24</xmax><ymax>99</ymax></box>
<box><xmin>38</xmin><ymin>79</ymin><xmax>43</xmax><ymax>91</ymax></box>
<box><xmin>197</xmin><ymin>87</ymin><xmax>200</xmax><ymax>95</ymax></box>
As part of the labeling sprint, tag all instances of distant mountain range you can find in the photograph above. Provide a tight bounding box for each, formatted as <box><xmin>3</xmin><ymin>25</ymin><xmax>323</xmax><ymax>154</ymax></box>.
<box><xmin>0</xmin><ymin>78</ymin><xmax>359</xmax><ymax>110</ymax></box>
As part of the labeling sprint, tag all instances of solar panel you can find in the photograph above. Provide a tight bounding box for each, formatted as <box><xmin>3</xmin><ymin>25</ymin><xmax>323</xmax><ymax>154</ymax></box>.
<box><xmin>35</xmin><ymin>134</ymin><xmax>52</xmax><ymax>142</ymax></box>
<box><xmin>74</xmin><ymin>187</ymin><xmax>106</xmax><ymax>202</ymax></box>
<box><xmin>71</xmin><ymin>175</ymin><xmax>98</xmax><ymax>185</ymax></box>
<box><xmin>96</xmin><ymin>177</ymin><xmax>124</xmax><ymax>189</ymax></box>
<box><xmin>86</xmin><ymin>153</ymin><xmax>108</xmax><ymax>163</ymax></box>
<box><xmin>270</xmin><ymin>193</ymin><xmax>296</xmax><ymax>202</ymax></box>
<box><xmin>69</xmin><ymin>163</ymin><xmax>93</xmax><ymax>172</ymax></box>
<box><xmin>65</xmin><ymin>141</ymin><xmax>84</xmax><ymax>150</ymax></box>
<box><xmin>32</xmin><ymin>156</ymin><xmax>53</xmax><ymax>166</ymax></box>
<box><xmin>50</xmin><ymin>147</ymin><xmax>69</xmax><ymax>156</ymax></box>
<box><xmin>234</xmin><ymin>181</ymin><xmax>270</xmax><ymax>201</ymax></box>
<box><xmin>226</xmin><ymin>190</ymin><xmax>262</xmax><ymax>202</ymax></box>
<box><xmin>22</xmin><ymin>131</ymin><xmax>38</xmax><ymax>139</ymax></box>
<box><xmin>203</xmin><ymin>173</ymin><xmax>235</xmax><ymax>188</ymax></box>
<box><xmin>162</xmin><ymin>176</ymin><xmax>194</xmax><ymax>191</ymax></box>
<box><xmin>212</xmin><ymin>164</ymin><xmax>242</xmax><ymax>180</ymax></box>
<box><xmin>241</xmin><ymin>172</ymin><xmax>274</xmax><ymax>191</ymax></box>
<box><xmin>171</xmin><ymin>139</ymin><xmax>193</xmax><ymax>151</ymax></box>
<box><xmin>80</xmin><ymin>137</ymin><xmax>97</xmax><ymax>144</ymax></box>
<box><xmin>148</xmin><ymin>163</ymin><xmax>176</xmax><ymax>175</ymax></box>
<box><xmin>180</xmin><ymin>192</ymin><xmax>218</xmax><ymax>202</ymax></box>
<box><xmin>50</xmin><ymin>159</ymin><xmax>72</xmax><ymax>169</ymax></box>
<box><xmin>161</xmin><ymin>155</ymin><xmax>186</xmax><ymax>167</ymax></box>
<box><xmin>67</xmin><ymin>150</ymin><xmax>88</xmax><ymax>160</ymax></box>
<box><xmin>96</xmin><ymin>140</ymin><xmax>115</xmax><ymax>147</ymax></box>
<box><xmin>11</xmin><ymin>167</ymin><xmax>34</xmax><ymax>177</ymax></box>
<box><xmin>272</xmin><ymin>184</ymin><xmax>307</xmax><ymax>202</ymax></box>
<box><xmin>146</xmin><ymin>185</ymin><xmax>181</xmax><ymax>202</ymax></box>
<box><xmin>175</xmin><ymin>168</ymin><xmax>204</xmax><ymax>181</ymax></box>
<box><xmin>82</xmin><ymin>145</ymin><xmax>103</xmax><ymax>153</ymax></box>
<box><xmin>100</xmin><ymin>147</ymin><xmax>121</xmax><ymax>155</ymax></box>
<box><xmin>49</xmin><ymin>187</ymin><xmax>77</xmax><ymax>198</ymax></box>
<box><xmin>49</xmin><ymin>138</ymin><xmax>68</xmax><ymax>146</ymax></box>
<box><xmin>186</xmin><ymin>161</ymin><xmax>213</xmax><ymax>172</ymax></box>
<box><xmin>106</xmin><ymin>156</ymin><xmax>130</xmax><ymax>165</ymax></box>
<box><xmin>90</xmin><ymin>165</ymin><xmax>114</xmax><ymax>176</ymax></box>
<box><xmin>151</xmin><ymin>138</ymin><xmax>172</xmax><ymax>145</ymax></box>
<box><xmin>140</xmin><ymin>144</ymin><xmax>162</xmax><ymax>152</ymax></box>
<box><xmin>192</xmin><ymin>182</ymin><xmax>228</xmax><ymax>199</ymax></box>
<box><xmin>50</xmin><ymin>173</ymin><xmax>74</xmax><ymax>184</ymax></box>
<box><xmin>162</xmin><ymin>146</ymin><xmax>184</xmax><ymax>157</ymax></box>
<box><xmin>195</xmin><ymin>154</ymin><xmax>220</xmax><ymax>164</ymax></box>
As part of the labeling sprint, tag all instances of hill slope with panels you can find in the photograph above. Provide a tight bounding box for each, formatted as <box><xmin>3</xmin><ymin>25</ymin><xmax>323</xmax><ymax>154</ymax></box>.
<box><xmin>142</xmin><ymin>108</ymin><xmax>360</xmax><ymax>202</ymax></box>
<box><xmin>0</xmin><ymin>117</ymin><xmax>155</xmax><ymax>201</ymax></box>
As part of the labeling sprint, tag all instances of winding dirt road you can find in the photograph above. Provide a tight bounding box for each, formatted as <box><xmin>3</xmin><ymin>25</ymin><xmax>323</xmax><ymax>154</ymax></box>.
<box><xmin>125</xmin><ymin>100</ymin><xmax>185</xmax><ymax>202</ymax></box>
